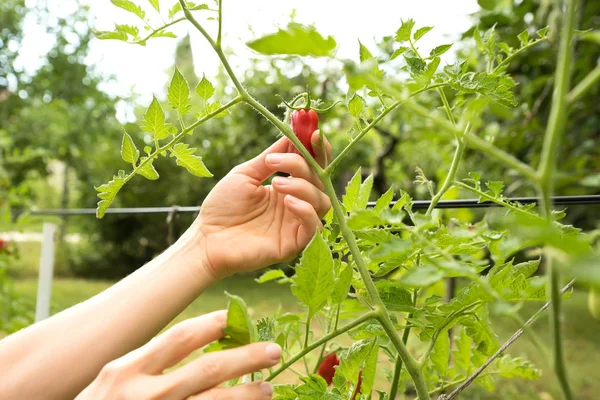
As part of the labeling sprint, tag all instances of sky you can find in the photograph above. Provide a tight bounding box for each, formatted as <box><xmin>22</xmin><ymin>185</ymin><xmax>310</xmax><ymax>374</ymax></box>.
<box><xmin>18</xmin><ymin>1</ymin><xmax>480</xmax><ymax>120</ymax></box>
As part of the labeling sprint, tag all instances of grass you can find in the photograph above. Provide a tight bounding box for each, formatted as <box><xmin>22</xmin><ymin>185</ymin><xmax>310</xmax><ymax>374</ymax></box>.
<box><xmin>6</xmin><ymin>276</ymin><xmax>600</xmax><ymax>399</ymax></box>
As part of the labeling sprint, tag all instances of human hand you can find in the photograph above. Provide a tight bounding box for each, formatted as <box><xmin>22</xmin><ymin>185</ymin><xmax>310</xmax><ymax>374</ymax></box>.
<box><xmin>193</xmin><ymin>131</ymin><xmax>332</xmax><ymax>279</ymax></box>
<box><xmin>76</xmin><ymin>310</ymin><xmax>280</xmax><ymax>400</ymax></box>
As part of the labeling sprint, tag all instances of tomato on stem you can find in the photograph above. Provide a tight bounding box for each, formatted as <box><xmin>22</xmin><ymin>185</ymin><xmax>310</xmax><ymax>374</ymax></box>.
<box><xmin>316</xmin><ymin>352</ymin><xmax>339</xmax><ymax>385</ymax></box>
<box><xmin>290</xmin><ymin>108</ymin><xmax>318</xmax><ymax>158</ymax></box>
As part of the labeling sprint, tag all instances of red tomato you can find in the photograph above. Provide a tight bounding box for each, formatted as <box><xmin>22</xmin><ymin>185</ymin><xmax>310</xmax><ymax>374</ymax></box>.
<box><xmin>290</xmin><ymin>109</ymin><xmax>318</xmax><ymax>157</ymax></box>
<box><xmin>316</xmin><ymin>352</ymin><xmax>339</xmax><ymax>385</ymax></box>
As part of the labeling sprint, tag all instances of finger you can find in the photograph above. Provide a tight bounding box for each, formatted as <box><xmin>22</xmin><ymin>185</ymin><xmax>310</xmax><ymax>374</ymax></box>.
<box><xmin>234</xmin><ymin>138</ymin><xmax>290</xmax><ymax>183</ymax></box>
<box><xmin>265</xmin><ymin>152</ymin><xmax>324</xmax><ymax>190</ymax></box>
<box><xmin>311</xmin><ymin>130</ymin><xmax>333</xmax><ymax>168</ymax></box>
<box><xmin>272</xmin><ymin>177</ymin><xmax>331</xmax><ymax>218</ymax></box>
<box><xmin>189</xmin><ymin>382</ymin><xmax>273</xmax><ymax>400</ymax></box>
<box><xmin>140</xmin><ymin>310</ymin><xmax>228</xmax><ymax>374</ymax></box>
<box><xmin>284</xmin><ymin>195</ymin><xmax>323</xmax><ymax>247</ymax></box>
<box><xmin>165</xmin><ymin>342</ymin><xmax>281</xmax><ymax>397</ymax></box>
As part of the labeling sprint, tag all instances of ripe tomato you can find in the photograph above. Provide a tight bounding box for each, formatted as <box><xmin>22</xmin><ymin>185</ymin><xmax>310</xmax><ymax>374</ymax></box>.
<box><xmin>290</xmin><ymin>108</ymin><xmax>318</xmax><ymax>157</ymax></box>
<box><xmin>316</xmin><ymin>352</ymin><xmax>339</xmax><ymax>385</ymax></box>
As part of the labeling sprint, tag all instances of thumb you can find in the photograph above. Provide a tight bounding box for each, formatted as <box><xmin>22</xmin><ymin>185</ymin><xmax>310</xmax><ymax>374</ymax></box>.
<box><xmin>234</xmin><ymin>137</ymin><xmax>290</xmax><ymax>183</ymax></box>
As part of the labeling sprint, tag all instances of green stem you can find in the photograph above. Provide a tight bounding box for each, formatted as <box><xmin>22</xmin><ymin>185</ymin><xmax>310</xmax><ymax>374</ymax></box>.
<box><xmin>303</xmin><ymin>314</ymin><xmax>311</xmax><ymax>349</ymax></box>
<box><xmin>493</xmin><ymin>37</ymin><xmax>548</xmax><ymax>73</ymax></box>
<box><xmin>313</xmin><ymin>305</ymin><xmax>340</xmax><ymax>373</ymax></box>
<box><xmin>536</xmin><ymin>2</ymin><xmax>578</xmax><ymax>400</ymax></box>
<box><xmin>567</xmin><ymin>65</ymin><xmax>600</xmax><ymax>104</ymax></box>
<box><xmin>180</xmin><ymin>1</ymin><xmax>322</xmax><ymax>174</ymax></box>
<box><xmin>266</xmin><ymin>311</ymin><xmax>378</xmax><ymax>381</ymax></box>
<box><xmin>325</xmin><ymin>83</ymin><xmax>446</xmax><ymax>175</ymax></box>
<box><xmin>426</xmin><ymin>139</ymin><xmax>466</xmax><ymax>215</ymax></box>
<box><xmin>119</xmin><ymin>96</ymin><xmax>242</xmax><ymax>189</ymax></box>
<box><xmin>133</xmin><ymin>17</ymin><xmax>186</xmax><ymax>44</ymax></box>
<box><xmin>437</xmin><ymin>87</ymin><xmax>456</xmax><ymax>125</ymax></box>
<box><xmin>216</xmin><ymin>0</ymin><xmax>223</xmax><ymax>47</ymax></box>
<box><xmin>322</xmin><ymin>177</ymin><xmax>430</xmax><ymax>400</ymax></box>
<box><xmin>389</xmin><ymin>290</ymin><xmax>418</xmax><ymax>399</ymax></box>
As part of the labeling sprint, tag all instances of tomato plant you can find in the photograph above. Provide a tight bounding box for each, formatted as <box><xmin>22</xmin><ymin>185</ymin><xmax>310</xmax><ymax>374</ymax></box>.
<box><xmin>94</xmin><ymin>1</ymin><xmax>599</xmax><ymax>399</ymax></box>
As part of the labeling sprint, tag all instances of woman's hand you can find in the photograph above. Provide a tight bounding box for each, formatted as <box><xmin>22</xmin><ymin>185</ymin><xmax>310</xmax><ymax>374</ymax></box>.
<box><xmin>193</xmin><ymin>131</ymin><xmax>332</xmax><ymax>279</ymax></box>
<box><xmin>76</xmin><ymin>311</ymin><xmax>280</xmax><ymax>400</ymax></box>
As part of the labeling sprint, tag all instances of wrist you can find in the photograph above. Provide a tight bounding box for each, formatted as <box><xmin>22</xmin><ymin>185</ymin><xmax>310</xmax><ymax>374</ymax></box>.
<box><xmin>172</xmin><ymin>221</ymin><xmax>221</xmax><ymax>288</ymax></box>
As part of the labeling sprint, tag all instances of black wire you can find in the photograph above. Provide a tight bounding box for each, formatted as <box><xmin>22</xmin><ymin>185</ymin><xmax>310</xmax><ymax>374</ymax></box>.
<box><xmin>25</xmin><ymin>195</ymin><xmax>600</xmax><ymax>216</ymax></box>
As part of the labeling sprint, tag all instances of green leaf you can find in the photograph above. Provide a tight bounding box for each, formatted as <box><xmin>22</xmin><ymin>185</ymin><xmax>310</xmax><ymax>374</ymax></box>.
<box><xmin>170</xmin><ymin>143</ymin><xmax>213</xmax><ymax>177</ymax></box>
<box><xmin>95</xmin><ymin>170</ymin><xmax>127</xmax><ymax>218</ymax></box>
<box><xmin>390</xmin><ymin>46</ymin><xmax>409</xmax><ymax>60</ymax></box>
<box><xmin>414</xmin><ymin>26</ymin><xmax>433</xmax><ymax>41</ymax></box>
<box><xmin>148</xmin><ymin>0</ymin><xmax>159</xmax><ymax>12</ymax></box>
<box><xmin>375</xmin><ymin>280</ymin><xmax>414</xmax><ymax>312</ymax></box>
<box><xmin>395</xmin><ymin>19</ymin><xmax>415</xmax><ymax>42</ymax></box>
<box><xmin>331</xmin><ymin>264</ymin><xmax>353</xmax><ymax>304</ymax></box>
<box><xmin>255</xmin><ymin>269</ymin><xmax>287</xmax><ymax>284</ymax></box>
<box><xmin>400</xmin><ymin>264</ymin><xmax>444</xmax><ymax>287</ymax></box>
<box><xmin>361</xmin><ymin>341</ymin><xmax>379</xmax><ymax>395</ymax></box>
<box><xmin>347</xmin><ymin>94</ymin><xmax>365</xmax><ymax>117</ymax></box>
<box><xmin>430</xmin><ymin>44</ymin><xmax>452</xmax><ymax>57</ymax></box>
<box><xmin>111</xmin><ymin>0</ymin><xmax>146</xmax><ymax>20</ymax></box>
<box><xmin>167</xmin><ymin>68</ymin><xmax>191</xmax><ymax>116</ymax></box>
<box><xmin>358</xmin><ymin>40</ymin><xmax>374</xmax><ymax>62</ymax></box>
<box><xmin>536</xmin><ymin>26</ymin><xmax>549</xmax><ymax>38</ymax></box>
<box><xmin>453</xmin><ymin>327</ymin><xmax>472</xmax><ymax>374</ymax></box>
<box><xmin>204</xmin><ymin>101</ymin><xmax>230</xmax><ymax>118</ymax></box>
<box><xmin>295</xmin><ymin>374</ymin><xmax>331</xmax><ymax>399</ymax></box>
<box><xmin>492</xmin><ymin>355</ymin><xmax>541</xmax><ymax>380</ymax></box>
<box><xmin>449</xmin><ymin>71</ymin><xmax>517</xmax><ymax>108</ymax></box>
<box><xmin>291</xmin><ymin>233</ymin><xmax>335</xmax><ymax>318</ymax></box>
<box><xmin>357</xmin><ymin>174</ymin><xmax>373</xmax><ymax>210</ymax></box>
<box><xmin>343</xmin><ymin>168</ymin><xmax>362</xmax><ymax>212</ymax></box>
<box><xmin>137</xmin><ymin>156</ymin><xmax>159</xmax><ymax>180</ymax></box>
<box><xmin>218</xmin><ymin>292</ymin><xmax>257</xmax><ymax>350</ymax></box>
<box><xmin>430</xmin><ymin>329</ymin><xmax>449</xmax><ymax>378</ymax></box>
<box><xmin>246</xmin><ymin>23</ymin><xmax>336</xmax><ymax>57</ymax></box>
<box><xmin>374</xmin><ymin>186</ymin><xmax>394</xmax><ymax>212</ymax></box>
<box><xmin>141</xmin><ymin>96</ymin><xmax>169</xmax><ymax>140</ymax></box>
<box><xmin>337</xmin><ymin>339</ymin><xmax>375</xmax><ymax>382</ymax></box>
<box><xmin>115</xmin><ymin>24</ymin><xmax>139</xmax><ymax>39</ymax></box>
<box><xmin>153</xmin><ymin>30</ymin><xmax>177</xmax><ymax>39</ymax></box>
<box><xmin>92</xmin><ymin>29</ymin><xmax>128</xmax><ymax>41</ymax></box>
<box><xmin>404</xmin><ymin>53</ymin><xmax>426</xmax><ymax>76</ymax></box>
<box><xmin>257</xmin><ymin>317</ymin><xmax>276</xmax><ymax>342</ymax></box>
<box><xmin>196</xmin><ymin>76</ymin><xmax>215</xmax><ymax>100</ymax></box>
<box><xmin>517</xmin><ymin>29</ymin><xmax>529</xmax><ymax>46</ymax></box>
<box><xmin>120</xmin><ymin>132</ymin><xmax>139</xmax><ymax>165</ymax></box>
<box><xmin>168</xmin><ymin>2</ymin><xmax>182</xmax><ymax>18</ymax></box>
<box><xmin>461</xmin><ymin>309</ymin><xmax>499</xmax><ymax>356</ymax></box>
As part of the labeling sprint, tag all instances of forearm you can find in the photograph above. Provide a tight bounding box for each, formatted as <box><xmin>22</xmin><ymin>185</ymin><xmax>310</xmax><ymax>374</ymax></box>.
<box><xmin>0</xmin><ymin>224</ymin><xmax>213</xmax><ymax>400</ymax></box>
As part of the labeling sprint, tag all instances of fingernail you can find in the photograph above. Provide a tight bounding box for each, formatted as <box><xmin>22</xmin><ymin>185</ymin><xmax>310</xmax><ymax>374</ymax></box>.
<box><xmin>260</xmin><ymin>382</ymin><xmax>273</xmax><ymax>397</ymax></box>
<box><xmin>266</xmin><ymin>154</ymin><xmax>282</xmax><ymax>164</ymax></box>
<box><xmin>266</xmin><ymin>343</ymin><xmax>282</xmax><ymax>361</ymax></box>
<box><xmin>273</xmin><ymin>177</ymin><xmax>290</xmax><ymax>186</ymax></box>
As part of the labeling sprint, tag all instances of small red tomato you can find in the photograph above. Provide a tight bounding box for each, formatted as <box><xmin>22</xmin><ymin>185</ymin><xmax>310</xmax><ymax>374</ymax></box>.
<box><xmin>290</xmin><ymin>108</ymin><xmax>318</xmax><ymax>157</ymax></box>
<box><xmin>316</xmin><ymin>352</ymin><xmax>339</xmax><ymax>385</ymax></box>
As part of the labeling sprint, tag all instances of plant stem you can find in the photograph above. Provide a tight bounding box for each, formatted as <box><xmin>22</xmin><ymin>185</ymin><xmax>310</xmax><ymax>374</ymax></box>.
<box><xmin>180</xmin><ymin>1</ymin><xmax>323</xmax><ymax>174</ymax></box>
<box><xmin>439</xmin><ymin>280</ymin><xmax>575</xmax><ymax>400</ymax></box>
<box><xmin>115</xmin><ymin>96</ymin><xmax>242</xmax><ymax>194</ymax></box>
<box><xmin>426</xmin><ymin>138</ymin><xmax>466</xmax><ymax>216</ymax></box>
<box><xmin>313</xmin><ymin>305</ymin><xmax>340</xmax><ymax>373</ymax></box>
<box><xmin>389</xmin><ymin>290</ymin><xmax>418</xmax><ymax>399</ymax></box>
<box><xmin>567</xmin><ymin>65</ymin><xmax>600</xmax><ymax>104</ymax></box>
<box><xmin>437</xmin><ymin>87</ymin><xmax>456</xmax><ymax>125</ymax></box>
<box><xmin>493</xmin><ymin>37</ymin><xmax>548</xmax><ymax>73</ymax></box>
<box><xmin>266</xmin><ymin>311</ymin><xmax>378</xmax><ymax>381</ymax></box>
<box><xmin>216</xmin><ymin>0</ymin><xmax>223</xmax><ymax>47</ymax></box>
<box><xmin>325</xmin><ymin>83</ymin><xmax>446</xmax><ymax>174</ymax></box>
<box><xmin>303</xmin><ymin>314</ymin><xmax>311</xmax><ymax>349</ymax></box>
<box><xmin>536</xmin><ymin>1</ymin><xmax>578</xmax><ymax>399</ymax></box>
<box><xmin>133</xmin><ymin>17</ymin><xmax>186</xmax><ymax>44</ymax></box>
<box><xmin>322</xmin><ymin>177</ymin><xmax>430</xmax><ymax>400</ymax></box>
